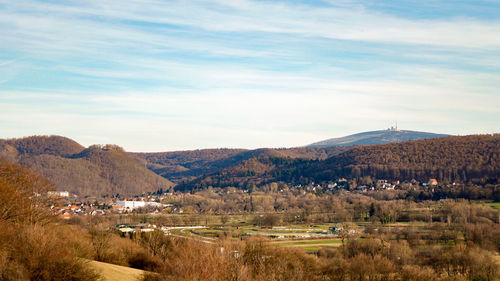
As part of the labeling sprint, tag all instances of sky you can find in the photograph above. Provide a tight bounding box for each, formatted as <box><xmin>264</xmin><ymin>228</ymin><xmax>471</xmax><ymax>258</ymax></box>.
<box><xmin>1</xmin><ymin>0</ymin><xmax>499</xmax><ymax>152</ymax></box>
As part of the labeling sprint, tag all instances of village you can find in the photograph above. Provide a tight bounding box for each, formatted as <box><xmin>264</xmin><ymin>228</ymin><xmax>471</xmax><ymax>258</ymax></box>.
<box><xmin>48</xmin><ymin>177</ymin><xmax>452</xmax><ymax>221</ymax></box>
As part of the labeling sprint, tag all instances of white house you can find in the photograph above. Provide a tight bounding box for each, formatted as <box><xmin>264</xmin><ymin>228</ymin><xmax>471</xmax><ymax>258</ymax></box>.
<box><xmin>48</xmin><ymin>191</ymin><xmax>70</xmax><ymax>197</ymax></box>
<box><xmin>116</xmin><ymin>201</ymin><xmax>165</xmax><ymax>210</ymax></box>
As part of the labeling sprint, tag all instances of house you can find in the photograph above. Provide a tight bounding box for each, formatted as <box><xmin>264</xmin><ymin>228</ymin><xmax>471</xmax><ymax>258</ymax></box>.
<box><xmin>118</xmin><ymin>227</ymin><xmax>135</xmax><ymax>234</ymax></box>
<box><xmin>116</xmin><ymin>200</ymin><xmax>166</xmax><ymax>210</ymax></box>
<box><xmin>91</xmin><ymin>210</ymin><xmax>105</xmax><ymax>216</ymax></box>
<box><xmin>329</xmin><ymin>223</ymin><xmax>343</xmax><ymax>234</ymax></box>
<box><xmin>429</xmin><ymin>179</ymin><xmax>438</xmax><ymax>186</ymax></box>
<box><xmin>59</xmin><ymin>213</ymin><xmax>71</xmax><ymax>219</ymax></box>
<box><xmin>327</xmin><ymin>182</ymin><xmax>337</xmax><ymax>189</ymax></box>
<box><xmin>48</xmin><ymin>191</ymin><xmax>70</xmax><ymax>197</ymax></box>
<box><xmin>377</xmin><ymin>179</ymin><xmax>394</xmax><ymax>189</ymax></box>
<box><xmin>355</xmin><ymin>185</ymin><xmax>368</xmax><ymax>192</ymax></box>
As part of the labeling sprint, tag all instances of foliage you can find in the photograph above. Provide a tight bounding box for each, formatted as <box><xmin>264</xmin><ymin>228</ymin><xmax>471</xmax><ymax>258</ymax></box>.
<box><xmin>135</xmin><ymin>146</ymin><xmax>348</xmax><ymax>184</ymax></box>
<box><xmin>0</xmin><ymin>160</ymin><xmax>100</xmax><ymax>280</ymax></box>
<box><xmin>180</xmin><ymin>135</ymin><xmax>499</xmax><ymax>191</ymax></box>
<box><xmin>0</xmin><ymin>136</ymin><xmax>174</xmax><ymax>196</ymax></box>
<box><xmin>305</xmin><ymin>135</ymin><xmax>500</xmax><ymax>184</ymax></box>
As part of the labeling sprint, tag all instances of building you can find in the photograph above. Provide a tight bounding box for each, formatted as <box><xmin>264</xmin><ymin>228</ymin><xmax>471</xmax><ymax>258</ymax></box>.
<box><xmin>116</xmin><ymin>200</ymin><xmax>165</xmax><ymax>210</ymax></box>
<box><xmin>429</xmin><ymin>179</ymin><xmax>438</xmax><ymax>186</ymax></box>
<box><xmin>48</xmin><ymin>191</ymin><xmax>70</xmax><ymax>197</ymax></box>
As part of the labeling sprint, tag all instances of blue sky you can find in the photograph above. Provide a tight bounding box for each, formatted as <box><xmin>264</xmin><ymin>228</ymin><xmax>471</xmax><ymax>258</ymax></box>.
<box><xmin>1</xmin><ymin>0</ymin><xmax>499</xmax><ymax>151</ymax></box>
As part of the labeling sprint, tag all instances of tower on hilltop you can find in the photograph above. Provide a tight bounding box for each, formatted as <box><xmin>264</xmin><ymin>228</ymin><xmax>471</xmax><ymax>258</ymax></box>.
<box><xmin>388</xmin><ymin>121</ymin><xmax>400</xmax><ymax>131</ymax></box>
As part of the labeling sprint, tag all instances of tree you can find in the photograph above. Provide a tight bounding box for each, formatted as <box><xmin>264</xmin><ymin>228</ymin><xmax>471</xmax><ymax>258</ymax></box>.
<box><xmin>0</xmin><ymin>160</ymin><xmax>53</xmax><ymax>224</ymax></box>
<box><xmin>89</xmin><ymin>226</ymin><xmax>111</xmax><ymax>262</ymax></box>
<box><xmin>221</xmin><ymin>215</ymin><xmax>229</xmax><ymax>225</ymax></box>
<box><xmin>262</xmin><ymin>213</ymin><xmax>280</xmax><ymax>228</ymax></box>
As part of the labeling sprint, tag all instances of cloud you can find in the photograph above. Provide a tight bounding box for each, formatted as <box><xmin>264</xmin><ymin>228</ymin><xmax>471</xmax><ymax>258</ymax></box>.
<box><xmin>0</xmin><ymin>0</ymin><xmax>499</xmax><ymax>150</ymax></box>
<box><xmin>1</xmin><ymin>73</ymin><xmax>498</xmax><ymax>150</ymax></box>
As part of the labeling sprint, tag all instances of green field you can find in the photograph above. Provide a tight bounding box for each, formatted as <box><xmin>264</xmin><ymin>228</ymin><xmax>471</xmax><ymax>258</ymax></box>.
<box><xmin>302</xmin><ymin>246</ymin><xmax>339</xmax><ymax>252</ymax></box>
<box><xmin>488</xmin><ymin>202</ymin><xmax>500</xmax><ymax>210</ymax></box>
<box><xmin>271</xmin><ymin>238</ymin><xmax>343</xmax><ymax>253</ymax></box>
<box><xmin>272</xmin><ymin>239</ymin><xmax>342</xmax><ymax>246</ymax></box>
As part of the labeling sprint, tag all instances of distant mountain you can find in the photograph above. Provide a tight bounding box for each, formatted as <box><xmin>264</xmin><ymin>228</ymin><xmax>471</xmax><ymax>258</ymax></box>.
<box><xmin>0</xmin><ymin>136</ymin><xmax>174</xmax><ymax>196</ymax></box>
<box><xmin>308</xmin><ymin>129</ymin><xmax>450</xmax><ymax>147</ymax></box>
<box><xmin>304</xmin><ymin>134</ymin><xmax>499</xmax><ymax>183</ymax></box>
<box><xmin>5</xmin><ymin>133</ymin><xmax>493</xmax><ymax>195</ymax></box>
<box><xmin>180</xmin><ymin>135</ymin><xmax>500</xmax><ymax>190</ymax></box>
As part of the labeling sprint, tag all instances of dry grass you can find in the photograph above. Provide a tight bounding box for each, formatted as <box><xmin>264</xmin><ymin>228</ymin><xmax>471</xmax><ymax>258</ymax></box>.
<box><xmin>494</xmin><ymin>255</ymin><xmax>500</xmax><ymax>266</ymax></box>
<box><xmin>88</xmin><ymin>260</ymin><xmax>146</xmax><ymax>281</ymax></box>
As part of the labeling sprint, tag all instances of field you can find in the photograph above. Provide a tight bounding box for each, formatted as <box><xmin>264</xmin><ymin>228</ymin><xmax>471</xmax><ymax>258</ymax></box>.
<box><xmin>159</xmin><ymin>218</ymin><xmax>464</xmax><ymax>254</ymax></box>
<box><xmin>489</xmin><ymin>202</ymin><xmax>500</xmax><ymax>210</ymax></box>
<box><xmin>180</xmin><ymin>223</ymin><xmax>336</xmax><ymax>240</ymax></box>
<box><xmin>88</xmin><ymin>260</ymin><xmax>146</xmax><ymax>281</ymax></box>
<box><xmin>271</xmin><ymin>238</ymin><xmax>343</xmax><ymax>252</ymax></box>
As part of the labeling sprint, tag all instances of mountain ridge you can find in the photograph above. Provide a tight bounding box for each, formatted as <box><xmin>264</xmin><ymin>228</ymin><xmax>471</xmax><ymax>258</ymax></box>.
<box><xmin>180</xmin><ymin>134</ymin><xmax>499</xmax><ymax>191</ymax></box>
<box><xmin>0</xmin><ymin>136</ymin><xmax>174</xmax><ymax>196</ymax></box>
<box><xmin>3</xmin><ymin>132</ymin><xmax>496</xmax><ymax>196</ymax></box>
<box><xmin>132</xmin><ymin>146</ymin><xmax>350</xmax><ymax>184</ymax></box>
<box><xmin>308</xmin><ymin>129</ymin><xmax>450</xmax><ymax>147</ymax></box>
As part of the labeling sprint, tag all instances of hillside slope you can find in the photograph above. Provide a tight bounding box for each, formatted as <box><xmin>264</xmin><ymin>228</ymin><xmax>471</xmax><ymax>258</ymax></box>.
<box><xmin>305</xmin><ymin>134</ymin><xmax>499</xmax><ymax>183</ymax></box>
<box><xmin>181</xmin><ymin>135</ymin><xmax>499</xmax><ymax>190</ymax></box>
<box><xmin>133</xmin><ymin>146</ymin><xmax>349</xmax><ymax>184</ymax></box>
<box><xmin>308</xmin><ymin>129</ymin><xmax>449</xmax><ymax>147</ymax></box>
<box><xmin>0</xmin><ymin>136</ymin><xmax>174</xmax><ymax>196</ymax></box>
<box><xmin>88</xmin><ymin>260</ymin><xmax>147</xmax><ymax>281</ymax></box>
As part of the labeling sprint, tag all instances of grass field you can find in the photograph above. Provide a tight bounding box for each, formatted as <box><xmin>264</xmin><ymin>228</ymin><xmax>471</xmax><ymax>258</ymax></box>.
<box><xmin>272</xmin><ymin>239</ymin><xmax>342</xmax><ymax>246</ymax></box>
<box><xmin>489</xmin><ymin>202</ymin><xmax>500</xmax><ymax>210</ymax></box>
<box><xmin>494</xmin><ymin>255</ymin><xmax>500</xmax><ymax>266</ymax></box>
<box><xmin>88</xmin><ymin>260</ymin><xmax>146</xmax><ymax>281</ymax></box>
<box><xmin>271</xmin><ymin>238</ymin><xmax>343</xmax><ymax>253</ymax></box>
<box><xmin>302</xmin><ymin>246</ymin><xmax>340</xmax><ymax>252</ymax></box>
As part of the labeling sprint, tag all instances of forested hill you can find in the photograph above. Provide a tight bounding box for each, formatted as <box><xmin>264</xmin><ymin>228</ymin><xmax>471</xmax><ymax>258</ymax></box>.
<box><xmin>308</xmin><ymin>129</ymin><xmax>449</xmax><ymax>147</ymax></box>
<box><xmin>132</xmin><ymin>146</ymin><xmax>350</xmax><ymax>184</ymax></box>
<box><xmin>2</xmin><ymin>134</ymin><xmax>497</xmax><ymax>194</ymax></box>
<box><xmin>180</xmin><ymin>135</ymin><xmax>500</xmax><ymax>190</ymax></box>
<box><xmin>0</xmin><ymin>136</ymin><xmax>174</xmax><ymax>196</ymax></box>
<box><xmin>296</xmin><ymin>134</ymin><xmax>500</xmax><ymax>184</ymax></box>
<box><xmin>0</xmin><ymin>135</ymin><xmax>84</xmax><ymax>158</ymax></box>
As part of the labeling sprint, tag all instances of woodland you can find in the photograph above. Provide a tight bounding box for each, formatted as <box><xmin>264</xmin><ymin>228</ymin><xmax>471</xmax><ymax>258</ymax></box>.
<box><xmin>0</xmin><ymin>160</ymin><xmax>499</xmax><ymax>281</ymax></box>
<box><xmin>1</xmin><ymin>135</ymin><xmax>498</xmax><ymax>195</ymax></box>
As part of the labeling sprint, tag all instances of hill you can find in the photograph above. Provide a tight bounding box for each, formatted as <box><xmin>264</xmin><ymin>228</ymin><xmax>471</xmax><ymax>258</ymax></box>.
<box><xmin>308</xmin><ymin>129</ymin><xmax>450</xmax><ymax>147</ymax></box>
<box><xmin>4</xmin><ymin>134</ymin><xmax>496</xmax><ymax>194</ymax></box>
<box><xmin>88</xmin><ymin>260</ymin><xmax>147</xmax><ymax>281</ymax></box>
<box><xmin>0</xmin><ymin>135</ymin><xmax>84</xmax><ymax>160</ymax></box>
<box><xmin>181</xmin><ymin>135</ymin><xmax>500</xmax><ymax>190</ymax></box>
<box><xmin>132</xmin><ymin>148</ymin><xmax>248</xmax><ymax>183</ymax></box>
<box><xmin>0</xmin><ymin>136</ymin><xmax>174</xmax><ymax>196</ymax></box>
<box><xmin>304</xmin><ymin>134</ymin><xmax>499</xmax><ymax>183</ymax></box>
<box><xmin>132</xmin><ymin>146</ymin><xmax>349</xmax><ymax>184</ymax></box>
<box><xmin>177</xmin><ymin>155</ymin><xmax>309</xmax><ymax>191</ymax></box>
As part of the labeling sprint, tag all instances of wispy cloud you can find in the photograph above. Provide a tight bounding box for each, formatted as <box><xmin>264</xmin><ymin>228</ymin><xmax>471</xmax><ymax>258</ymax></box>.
<box><xmin>4</xmin><ymin>0</ymin><xmax>500</xmax><ymax>48</ymax></box>
<box><xmin>0</xmin><ymin>0</ymin><xmax>499</xmax><ymax>150</ymax></box>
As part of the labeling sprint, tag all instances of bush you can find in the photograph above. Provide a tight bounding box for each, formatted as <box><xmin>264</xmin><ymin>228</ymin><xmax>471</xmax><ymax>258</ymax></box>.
<box><xmin>0</xmin><ymin>223</ymin><xmax>99</xmax><ymax>281</ymax></box>
<box><xmin>128</xmin><ymin>250</ymin><xmax>163</xmax><ymax>271</ymax></box>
